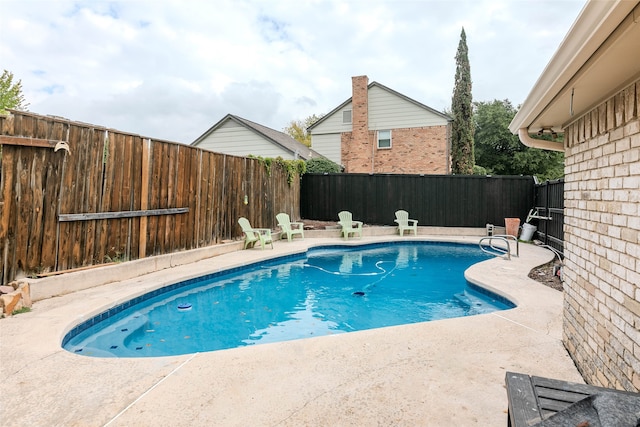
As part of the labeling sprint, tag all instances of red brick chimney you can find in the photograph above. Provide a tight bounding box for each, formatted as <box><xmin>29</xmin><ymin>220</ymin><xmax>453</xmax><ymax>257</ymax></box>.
<box><xmin>342</xmin><ymin>76</ymin><xmax>373</xmax><ymax>173</ymax></box>
<box><xmin>352</xmin><ymin>75</ymin><xmax>369</xmax><ymax>146</ymax></box>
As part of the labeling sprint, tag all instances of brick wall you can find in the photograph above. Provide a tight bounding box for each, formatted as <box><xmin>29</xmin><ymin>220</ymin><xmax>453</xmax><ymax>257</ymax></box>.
<box><xmin>342</xmin><ymin>126</ymin><xmax>450</xmax><ymax>174</ymax></box>
<box><xmin>563</xmin><ymin>78</ymin><xmax>640</xmax><ymax>392</ymax></box>
<box><xmin>341</xmin><ymin>131</ymin><xmax>373</xmax><ymax>173</ymax></box>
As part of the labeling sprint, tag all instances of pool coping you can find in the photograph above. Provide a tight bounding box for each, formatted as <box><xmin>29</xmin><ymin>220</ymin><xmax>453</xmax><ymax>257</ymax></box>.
<box><xmin>0</xmin><ymin>235</ymin><xmax>585</xmax><ymax>426</ymax></box>
<box><xmin>60</xmin><ymin>240</ymin><xmax>515</xmax><ymax>354</ymax></box>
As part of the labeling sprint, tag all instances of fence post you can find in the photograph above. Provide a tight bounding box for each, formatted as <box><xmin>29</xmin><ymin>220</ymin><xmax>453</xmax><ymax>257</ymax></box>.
<box><xmin>139</xmin><ymin>138</ymin><xmax>151</xmax><ymax>258</ymax></box>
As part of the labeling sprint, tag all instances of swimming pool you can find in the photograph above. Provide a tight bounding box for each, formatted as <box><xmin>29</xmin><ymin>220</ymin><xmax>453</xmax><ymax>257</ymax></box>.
<box><xmin>63</xmin><ymin>242</ymin><xmax>515</xmax><ymax>357</ymax></box>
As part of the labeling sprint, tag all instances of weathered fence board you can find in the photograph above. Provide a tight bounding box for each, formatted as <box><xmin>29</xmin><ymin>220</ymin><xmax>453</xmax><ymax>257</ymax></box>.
<box><xmin>0</xmin><ymin>111</ymin><xmax>300</xmax><ymax>285</ymax></box>
<box><xmin>181</xmin><ymin>146</ymin><xmax>194</xmax><ymax>248</ymax></box>
<box><xmin>0</xmin><ymin>135</ymin><xmax>64</xmax><ymax>149</ymax></box>
<box><xmin>58</xmin><ymin>208</ymin><xmax>190</xmax><ymax>221</ymax></box>
<box><xmin>41</xmin><ymin>146</ymin><xmax>62</xmax><ymax>270</ymax></box>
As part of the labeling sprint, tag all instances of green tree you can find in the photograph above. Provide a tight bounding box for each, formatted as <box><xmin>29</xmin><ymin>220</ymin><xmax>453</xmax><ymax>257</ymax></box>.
<box><xmin>474</xmin><ymin>99</ymin><xmax>564</xmax><ymax>181</ymax></box>
<box><xmin>284</xmin><ymin>114</ymin><xmax>324</xmax><ymax>147</ymax></box>
<box><xmin>0</xmin><ymin>70</ymin><xmax>29</xmax><ymax>114</ymax></box>
<box><xmin>450</xmin><ymin>28</ymin><xmax>474</xmax><ymax>174</ymax></box>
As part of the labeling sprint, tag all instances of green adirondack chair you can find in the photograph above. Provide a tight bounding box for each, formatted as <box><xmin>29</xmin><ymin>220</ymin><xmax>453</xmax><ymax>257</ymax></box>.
<box><xmin>338</xmin><ymin>211</ymin><xmax>363</xmax><ymax>239</ymax></box>
<box><xmin>395</xmin><ymin>210</ymin><xmax>418</xmax><ymax>236</ymax></box>
<box><xmin>238</xmin><ymin>217</ymin><xmax>273</xmax><ymax>249</ymax></box>
<box><xmin>276</xmin><ymin>213</ymin><xmax>304</xmax><ymax>242</ymax></box>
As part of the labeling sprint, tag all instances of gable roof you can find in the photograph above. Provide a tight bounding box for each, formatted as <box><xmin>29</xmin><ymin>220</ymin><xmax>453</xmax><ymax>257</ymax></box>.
<box><xmin>308</xmin><ymin>81</ymin><xmax>452</xmax><ymax>131</ymax></box>
<box><xmin>192</xmin><ymin>114</ymin><xmax>323</xmax><ymax>160</ymax></box>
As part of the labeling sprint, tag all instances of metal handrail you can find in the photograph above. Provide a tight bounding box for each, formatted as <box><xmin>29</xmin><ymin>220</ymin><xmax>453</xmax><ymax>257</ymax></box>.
<box><xmin>479</xmin><ymin>235</ymin><xmax>519</xmax><ymax>260</ymax></box>
<box><xmin>538</xmin><ymin>244</ymin><xmax>562</xmax><ymax>262</ymax></box>
<box><xmin>479</xmin><ymin>236</ymin><xmax>510</xmax><ymax>260</ymax></box>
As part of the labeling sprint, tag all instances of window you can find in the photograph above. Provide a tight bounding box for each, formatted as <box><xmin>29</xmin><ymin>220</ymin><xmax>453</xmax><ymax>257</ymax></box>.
<box><xmin>377</xmin><ymin>130</ymin><xmax>391</xmax><ymax>149</ymax></box>
<box><xmin>342</xmin><ymin>110</ymin><xmax>352</xmax><ymax>123</ymax></box>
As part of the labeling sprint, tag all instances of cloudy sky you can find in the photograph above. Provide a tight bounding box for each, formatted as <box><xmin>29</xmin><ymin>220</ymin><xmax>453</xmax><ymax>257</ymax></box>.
<box><xmin>1</xmin><ymin>0</ymin><xmax>586</xmax><ymax>144</ymax></box>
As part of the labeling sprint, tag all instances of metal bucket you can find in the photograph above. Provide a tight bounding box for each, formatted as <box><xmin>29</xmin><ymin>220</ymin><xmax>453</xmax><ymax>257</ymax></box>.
<box><xmin>521</xmin><ymin>223</ymin><xmax>537</xmax><ymax>241</ymax></box>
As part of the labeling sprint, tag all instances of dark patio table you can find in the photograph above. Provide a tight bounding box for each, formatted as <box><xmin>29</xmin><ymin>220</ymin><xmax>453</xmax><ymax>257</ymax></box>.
<box><xmin>505</xmin><ymin>371</ymin><xmax>640</xmax><ymax>426</ymax></box>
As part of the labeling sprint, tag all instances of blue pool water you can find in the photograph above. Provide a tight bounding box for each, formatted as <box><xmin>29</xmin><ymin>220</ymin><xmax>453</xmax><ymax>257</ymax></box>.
<box><xmin>63</xmin><ymin>242</ymin><xmax>515</xmax><ymax>357</ymax></box>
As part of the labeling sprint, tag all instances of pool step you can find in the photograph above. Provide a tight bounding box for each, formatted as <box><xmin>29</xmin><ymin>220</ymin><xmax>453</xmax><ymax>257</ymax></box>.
<box><xmin>454</xmin><ymin>291</ymin><xmax>494</xmax><ymax>315</ymax></box>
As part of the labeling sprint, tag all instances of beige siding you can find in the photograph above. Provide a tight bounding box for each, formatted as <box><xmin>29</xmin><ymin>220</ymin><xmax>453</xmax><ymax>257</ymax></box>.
<box><xmin>311</xmin><ymin>86</ymin><xmax>448</xmax><ymax>137</ymax></box>
<box><xmin>196</xmin><ymin>121</ymin><xmax>293</xmax><ymax>159</ymax></box>
<box><xmin>311</xmin><ymin>133</ymin><xmax>342</xmax><ymax>164</ymax></box>
<box><xmin>368</xmin><ymin>86</ymin><xmax>448</xmax><ymax>129</ymax></box>
<box><xmin>312</xmin><ymin>101</ymin><xmax>354</xmax><ymax>135</ymax></box>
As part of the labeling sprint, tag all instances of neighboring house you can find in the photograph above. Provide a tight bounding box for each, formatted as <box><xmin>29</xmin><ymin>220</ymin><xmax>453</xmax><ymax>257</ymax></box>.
<box><xmin>192</xmin><ymin>114</ymin><xmax>322</xmax><ymax>161</ymax></box>
<box><xmin>308</xmin><ymin>76</ymin><xmax>452</xmax><ymax>174</ymax></box>
<box><xmin>510</xmin><ymin>0</ymin><xmax>640</xmax><ymax>392</ymax></box>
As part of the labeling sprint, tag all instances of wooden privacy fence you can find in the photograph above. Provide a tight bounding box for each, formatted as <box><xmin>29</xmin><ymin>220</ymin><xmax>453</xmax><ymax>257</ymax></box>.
<box><xmin>532</xmin><ymin>179</ymin><xmax>564</xmax><ymax>255</ymax></box>
<box><xmin>300</xmin><ymin>173</ymin><xmax>536</xmax><ymax>227</ymax></box>
<box><xmin>0</xmin><ymin>111</ymin><xmax>299</xmax><ymax>285</ymax></box>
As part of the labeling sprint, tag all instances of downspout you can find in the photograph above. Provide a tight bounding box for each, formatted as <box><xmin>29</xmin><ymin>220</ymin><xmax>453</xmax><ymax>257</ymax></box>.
<box><xmin>371</xmin><ymin>125</ymin><xmax>375</xmax><ymax>174</ymax></box>
<box><xmin>518</xmin><ymin>128</ymin><xmax>564</xmax><ymax>152</ymax></box>
<box><xmin>446</xmin><ymin>122</ymin><xmax>451</xmax><ymax>174</ymax></box>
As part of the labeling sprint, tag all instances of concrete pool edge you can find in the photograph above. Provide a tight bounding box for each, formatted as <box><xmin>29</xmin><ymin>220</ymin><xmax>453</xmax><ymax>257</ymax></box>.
<box><xmin>61</xmin><ymin>239</ymin><xmax>517</xmax><ymax>356</ymax></box>
<box><xmin>35</xmin><ymin>236</ymin><xmax>546</xmax><ymax>357</ymax></box>
<box><xmin>54</xmin><ymin>236</ymin><xmax>509</xmax><ymax>343</ymax></box>
<box><xmin>15</xmin><ymin>236</ymin><xmax>473</xmax><ymax>348</ymax></box>
<box><xmin>0</xmin><ymin>235</ymin><xmax>585</xmax><ymax>426</ymax></box>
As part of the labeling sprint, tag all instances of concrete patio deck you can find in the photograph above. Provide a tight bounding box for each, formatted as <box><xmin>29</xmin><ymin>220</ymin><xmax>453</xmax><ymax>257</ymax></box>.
<box><xmin>0</xmin><ymin>234</ymin><xmax>584</xmax><ymax>426</ymax></box>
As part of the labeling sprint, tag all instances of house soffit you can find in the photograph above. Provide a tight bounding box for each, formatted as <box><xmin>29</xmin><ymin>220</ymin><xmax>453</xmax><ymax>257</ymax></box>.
<box><xmin>510</xmin><ymin>0</ymin><xmax>640</xmax><ymax>134</ymax></box>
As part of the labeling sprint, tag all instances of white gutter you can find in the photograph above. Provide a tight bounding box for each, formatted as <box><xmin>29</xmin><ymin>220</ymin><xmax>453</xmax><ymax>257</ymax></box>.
<box><xmin>517</xmin><ymin>128</ymin><xmax>564</xmax><ymax>152</ymax></box>
<box><xmin>510</xmin><ymin>0</ymin><xmax>638</xmax><ymax>153</ymax></box>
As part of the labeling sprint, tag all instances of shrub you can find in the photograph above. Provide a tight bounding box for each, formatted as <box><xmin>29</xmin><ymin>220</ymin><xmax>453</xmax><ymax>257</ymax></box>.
<box><xmin>305</xmin><ymin>157</ymin><xmax>342</xmax><ymax>173</ymax></box>
<box><xmin>472</xmin><ymin>165</ymin><xmax>488</xmax><ymax>175</ymax></box>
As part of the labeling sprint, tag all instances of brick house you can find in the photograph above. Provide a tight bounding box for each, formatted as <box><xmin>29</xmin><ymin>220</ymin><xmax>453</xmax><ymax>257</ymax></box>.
<box><xmin>308</xmin><ymin>76</ymin><xmax>452</xmax><ymax>174</ymax></box>
<box><xmin>510</xmin><ymin>0</ymin><xmax>640</xmax><ymax>392</ymax></box>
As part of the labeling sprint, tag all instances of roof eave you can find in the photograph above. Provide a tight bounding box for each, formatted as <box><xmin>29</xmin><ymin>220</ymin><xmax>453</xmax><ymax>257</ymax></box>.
<box><xmin>509</xmin><ymin>0</ymin><xmax>639</xmax><ymax>146</ymax></box>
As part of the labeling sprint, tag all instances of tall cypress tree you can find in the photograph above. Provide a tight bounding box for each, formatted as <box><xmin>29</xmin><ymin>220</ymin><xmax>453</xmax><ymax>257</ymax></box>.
<box><xmin>451</xmin><ymin>28</ymin><xmax>474</xmax><ymax>174</ymax></box>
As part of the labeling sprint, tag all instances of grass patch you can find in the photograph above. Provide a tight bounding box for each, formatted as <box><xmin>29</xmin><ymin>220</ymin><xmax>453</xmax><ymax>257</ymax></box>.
<box><xmin>12</xmin><ymin>307</ymin><xmax>31</xmax><ymax>315</ymax></box>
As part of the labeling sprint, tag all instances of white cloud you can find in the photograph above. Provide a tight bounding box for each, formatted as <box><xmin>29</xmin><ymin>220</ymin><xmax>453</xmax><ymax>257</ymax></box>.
<box><xmin>1</xmin><ymin>0</ymin><xmax>586</xmax><ymax>143</ymax></box>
